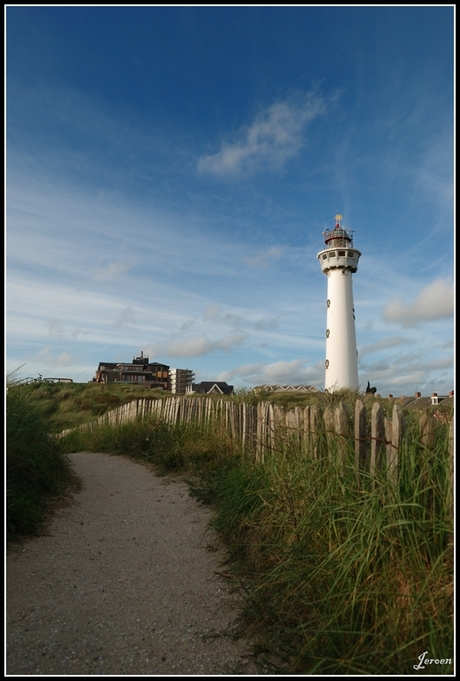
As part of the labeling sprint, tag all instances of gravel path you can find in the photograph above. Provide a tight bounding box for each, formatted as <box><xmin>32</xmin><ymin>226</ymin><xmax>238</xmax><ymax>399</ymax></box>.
<box><xmin>6</xmin><ymin>452</ymin><xmax>262</xmax><ymax>676</ymax></box>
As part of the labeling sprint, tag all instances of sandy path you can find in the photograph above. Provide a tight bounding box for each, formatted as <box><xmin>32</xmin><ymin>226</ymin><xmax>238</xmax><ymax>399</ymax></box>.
<box><xmin>6</xmin><ymin>452</ymin><xmax>260</xmax><ymax>675</ymax></box>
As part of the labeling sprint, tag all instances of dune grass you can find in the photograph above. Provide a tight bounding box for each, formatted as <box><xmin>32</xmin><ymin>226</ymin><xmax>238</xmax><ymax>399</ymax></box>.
<box><xmin>61</xmin><ymin>411</ymin><xmax>454</xmax><ymax>675</ymax></box>
<box><xmin>6</xmin><ymin>383</ymin><xmax>78</xmax><ymax>540</ymax></box>
<box><xmin>11</xmin><ymin>381</ymin><xmax>168</xmax><ymax>432</ymax></box>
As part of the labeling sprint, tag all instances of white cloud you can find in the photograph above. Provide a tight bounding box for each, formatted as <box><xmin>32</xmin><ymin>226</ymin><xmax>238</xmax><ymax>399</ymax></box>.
<box><xmin>197</xmin><ymin>92</ymin><xmax>327</xmax><ymax>176</ymax></box>
<box><xmin>94</xmin><ymin>261</ymin><xmax>129</xmax><ymax>281</ymax></box>
<box><xmin>222</xmin><ymin>358</ymin><xmax>322</xmax><ymax>387</ymax></box>
<box><xmin>359</xmin><ymin>336</ymin><xmax>411</xmax><ymax>358</ymax></box>
<box><xmin>203</xmin><ymin>306</ymin><xmax>222</xmax><ymax>321</ymax></box>
<box><xmin>383</xmin><ymin>278</ymin><xmax>454</xmax><ymax>328</ymax></box>
<box><xmin>113</xmin><ymin>305</ymin><xmax>136</xmax><ymax>327</ymax></box>
<box><xmin>245</xmin><ymin>246</ymin><xmax>284</xmax><ymax>269</ymax></box>
<box><xmin>146</xmin><ymin>333</ymin><xmax>248</xmax><ymax>358</ymax></box>
<box><xmin>254</xmin><ymin>316</ymin><xmax>280</xmax><ymax>331</ymax></box>
<box><xmin>46</xmin><ymin>319</ymin><xmax>82</xmax><ymax>340</ymax></box>
<box><xmin>29</xmin><ymin>347</ymin><xmax>74</xmax><ymax>369</ymax></box>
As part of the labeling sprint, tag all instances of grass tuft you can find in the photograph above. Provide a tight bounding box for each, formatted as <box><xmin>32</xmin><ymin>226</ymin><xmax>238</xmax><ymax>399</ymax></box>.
<box><xmin>6</xmin><ymin>383</ymin><xmax>78</xmax><ymax>540</ymax></box>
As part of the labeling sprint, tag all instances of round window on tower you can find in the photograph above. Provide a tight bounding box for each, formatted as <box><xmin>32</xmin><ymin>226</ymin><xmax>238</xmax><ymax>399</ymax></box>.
<box><xmin>327</xmin><ymin>299</ymin><xmax>331</xmax><ymax>308</ymax></box>
<box><xmin>325</xmin><ymin>359</ymin><xmax>329</xmax><ymax>369</ymax></box>
<box><xmin>326</xmin><ymin>329</ymin><xmax>330</xmax><ymax>338</ymax></box>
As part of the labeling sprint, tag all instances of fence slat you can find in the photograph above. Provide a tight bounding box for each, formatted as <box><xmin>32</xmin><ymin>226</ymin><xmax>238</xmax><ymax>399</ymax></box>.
<box><xmin>370</xmin><ymin>402</ymin><xmax>385</xmax><ymax>483</ymax></box>
<box><xmin>323</xmin><ymin>407</ymin><xmax>334</xmax><ymax>460</ymax></box>
<box><xmin>310</xmin><ymin>404</ymin><xmax>322</xmax><ymax>460</ymax></box>
<box><xmin>389</xmin><ymin>405</ymin><xmax>405</xmax><ymax>486</ymax></box>
<box><xmin>334</xmin><ymin>403</ymin><xmax>349</xmax><ymax>464</ymax></box>
<box><xmin>354</xmin><ymin>399</ymin><xmax>367</xmax><ymax>477</ymax></box>
<box><xmin>446</xmin><ymin>417</ymin><xmax>454</xmax><ymax>524</ymax></box>
<box><xmin>419</xmin><ymin>412</ymin><xmax>436</xmax><ymax>448</ymax></box>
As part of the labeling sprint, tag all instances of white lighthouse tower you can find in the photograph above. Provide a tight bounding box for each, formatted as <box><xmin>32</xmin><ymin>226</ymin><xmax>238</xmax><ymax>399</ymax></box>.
<box><xmin>317</xmin><ymin>214</ymin><xmax>361</xmax><ymax>391</ymax></box>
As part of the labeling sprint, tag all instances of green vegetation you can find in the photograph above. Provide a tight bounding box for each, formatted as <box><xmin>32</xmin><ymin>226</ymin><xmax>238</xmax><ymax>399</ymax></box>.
<box><xmin>12</xmin><ymin>381</ymin><xmax>167</xmax><ymax>432</ymax></box>
<box><xmin>60</xmin><ymin>400</ymin><xmax>453</xmax><ymax>675</ymax></box>
<box><xmin>6</xmin><ymin>383</ymin><xmax>78</xmax><ymax>540</ymax></box>
<box><xmin>12</xmin><ymin>381</ymin><xmax>454</xmax><ymax>434</ymax></box>
<box><xmin>7</xmin><ymin>381</ymin><xmax>453</xmax><ymax>673</ymax></box>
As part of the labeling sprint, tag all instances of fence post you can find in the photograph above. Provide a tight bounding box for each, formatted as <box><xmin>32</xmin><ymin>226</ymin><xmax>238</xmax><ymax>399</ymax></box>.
<box><xmin>286</xmin><ymin>407</ymin><xmax>301</xmax><ymax>448</ymax></box>
<box><xmin>249</xmin><ymin>403</ymin><xmax>257</xmax><ymax>454</ymax></box>
<box><xmin>310</xmin><ymin>404</ymin><xmax>322</xmax><ymax>459</ymax></box>
<box><xmin>302</xmin><ymin>406</ymin><xmax>311</xmax><ymax>455</ymax></box>
<box><xmin>370</xmin><ymin>402</ymin><xmax>385</xmax><ymax>484</ymax></box>
<box><xmin>174</xmin><ymin>396</ymin><xmax>180</xmax><ymax>424</ymax></box>
<box><xmin>256</xmin><ymin>402</ymin><xmax>264</xmax><ymax>464</ymax></box>
<box><xmin>384</xmin><ymin>416</ymin><xmax>393</xmax><ymax>483</ymax></box>
<box><xmin>388</xmin><ymin>405</ymin><xmax>405</xmax><ymax>486</ymax></box>
<box><xmin>334</xmin><ymin>402</ymin><xmax>349</xmax><ymax>464</ymax></box>
<box><xmin>448</xmin><ymin>417</ymin><xmax>454</xmax><ymax>522</ymax></box>
<box><xmin>323</xmin><ymin>407</ymin><xmax>334</xmax><ymax>460</ymax></box>
<box><xmin>419</xmin><ymin>412</ymin><xmax>436</xmax><ymax>448</ymax></box>
<box><xmin>354</xmin><ymin>399</ymin><xmax>367</xmax><ymax>478</ymax></box>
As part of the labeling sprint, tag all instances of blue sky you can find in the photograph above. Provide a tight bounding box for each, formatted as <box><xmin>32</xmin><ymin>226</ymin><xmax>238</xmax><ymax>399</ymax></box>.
<box><xmin>6</xmin><ymin>6</ymin><xmax>454</xmax><ymax>395</ymax></box>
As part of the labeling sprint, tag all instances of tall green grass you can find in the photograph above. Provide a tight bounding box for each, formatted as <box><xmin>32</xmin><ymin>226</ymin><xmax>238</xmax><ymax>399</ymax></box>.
<box><xmin>12</xmin><ymin>381</ymin><xmax>167</xmax><ymax>432</ymax></box>
<box><xmin>6</xmin><ymin>384</ymin><xmax>78</xmax><ymax>540</ymax></box>
<box><xmin>208</xmin><ymin>444</ymin><xmax>453</xmax><ymax>673</ymax></box>
<box><xmin>61</xmin><ymin>413</ymin><xmax>454</xmax><ymax>674</ymax></box>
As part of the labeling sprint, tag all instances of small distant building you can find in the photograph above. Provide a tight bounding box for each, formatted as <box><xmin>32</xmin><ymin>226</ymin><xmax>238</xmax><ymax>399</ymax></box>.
<box><xmin>396</xmin><ymin>390</ymin><xmax>454</xmax><ymax>410</ymax></box>
<box><xmin>187</xmin><ymin>381</ymin><xmax>234</xmax><ymax>395</ymax></box>
<box><xmin>93</xmin><ymin>352</ymin><xmax>170</xmax><ymax>390</ymax></box>
<box><xmin>430</xmin><ymin>392</ymin><xmax>452</xmax><ymax>406</ymax></box>
<box><xmin>253</xmin><ymin>384</ymin><xmax>319</xmax><ymax>394</ymax></box>
<box><xmin>169</xmin><ymin>368</ymin><xmax>195</xmax><ymax>395</ymax></box>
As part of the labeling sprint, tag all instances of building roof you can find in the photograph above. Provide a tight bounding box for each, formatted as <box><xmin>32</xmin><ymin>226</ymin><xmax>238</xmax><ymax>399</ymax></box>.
<box><xmin>253</xmin><ymin>384</ymin><xmax>319</xmax><ymax>393</ymax></box>
<box><xmin>192</xmin><ymin>381</ymin><xmax>234</xmax><ymax>395</ymax></box>
<box><xmin>394</xmin><ymin>395</ymin><xmax>454</xmax><ymax>410</ymax></box>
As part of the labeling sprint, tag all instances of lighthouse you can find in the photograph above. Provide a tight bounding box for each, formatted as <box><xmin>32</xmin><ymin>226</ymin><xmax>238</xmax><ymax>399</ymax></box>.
<box><xmin>317</xmin><ymin>214</ymin><xmax>361</xmax><ymax>391</ymax></box>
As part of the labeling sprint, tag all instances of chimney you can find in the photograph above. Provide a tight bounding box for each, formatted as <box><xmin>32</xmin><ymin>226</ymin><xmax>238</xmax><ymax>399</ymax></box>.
<box><xmin>415</xmin><ymin>391</ymin><xmax>421</xmax><ymax>398</ymax></box>
<box><xmin>387</xmin><ymin>394</ymin><xmax>393</xmax><ymax>399</ymax></box>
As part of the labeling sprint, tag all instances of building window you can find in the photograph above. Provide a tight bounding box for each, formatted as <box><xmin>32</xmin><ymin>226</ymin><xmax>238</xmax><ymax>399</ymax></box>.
<box><xmin>327</xmin><ymin>299</ymin><xmax>331</xmax><ymax>308</ymax></box>
<box><xmin>322</xmin><ymin>254</ymin><xmax>327</xmax><ymax>260</ymax></box>
<box><xmin>338</xmin><ymin>250</ymin><xmax>345</xmax><ymax>256</ymax></box>
<box><xmin>325</xmin><ymin>359</ymin><xmax>329</xmax><ymax>368</ymax></box>
<box><xmin>326</xmin><ymin>329</ymin><xmax>330</xmax><ymax>337</ymax></box>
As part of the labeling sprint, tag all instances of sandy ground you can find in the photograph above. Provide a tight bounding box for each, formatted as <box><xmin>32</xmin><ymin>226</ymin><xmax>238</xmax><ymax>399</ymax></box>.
<box><xmin>6</xmin><ymin>452</ymin><xmax>263</xmax><ymax>676</ymax></box>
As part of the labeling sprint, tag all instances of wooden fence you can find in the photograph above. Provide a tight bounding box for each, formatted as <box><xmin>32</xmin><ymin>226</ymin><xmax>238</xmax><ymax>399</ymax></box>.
<box><xmin>62</xmin><ymin>396</ymin><xmax>454</xmax><ymax>486</ymax></box>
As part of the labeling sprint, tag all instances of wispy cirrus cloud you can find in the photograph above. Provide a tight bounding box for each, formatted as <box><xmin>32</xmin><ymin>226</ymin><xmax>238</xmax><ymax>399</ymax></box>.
<box><xmin>197</xmin><ymin>92</ymin><xmax>329</xmax><ymax>176</ymax></box>
<box><xmin>113</xmin><ymin>305</ymin><xmax>136</xmax><ymax>328</ymax></box>
<box><xmin>146</xmin><ymin>332</ymin><xmax>248</xmax><ymax>359</ymax></box>
<box><xmin>202</xmin><ymin>305</ymin><xmax>281</xmax><ymax>331</ymax></box>
<box><xmin>359</xmin><ymin>336</ymin><xmax>411</xmax><ymax>358</ymax></box>
<box><xmin>245</xmin><ymin>246</ymin><xmax>284</xmax><ymax>269</ymax></box>
<box><xmin>383</xmin><ymin>278</ymin><xmax>454</xmax><ymax>328</ymax></box>
<box><xmin>29</xmin><ymin>346</ymin><xmax>74</xmax><ymax>369</ymax></box>
<box><xmin>219</xmin><ymin>359</ymin><xmax>322</xmax><ymax>387</ymax></box>
<box><xmin>94</xmin><ymin>261</ymin><xmax>129</xmax><ymax>281</ymax></box>
<box><xmin>46</xmin><ymin>320</ymin><xmax>82</xmax><ymax>340</ymax></box>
